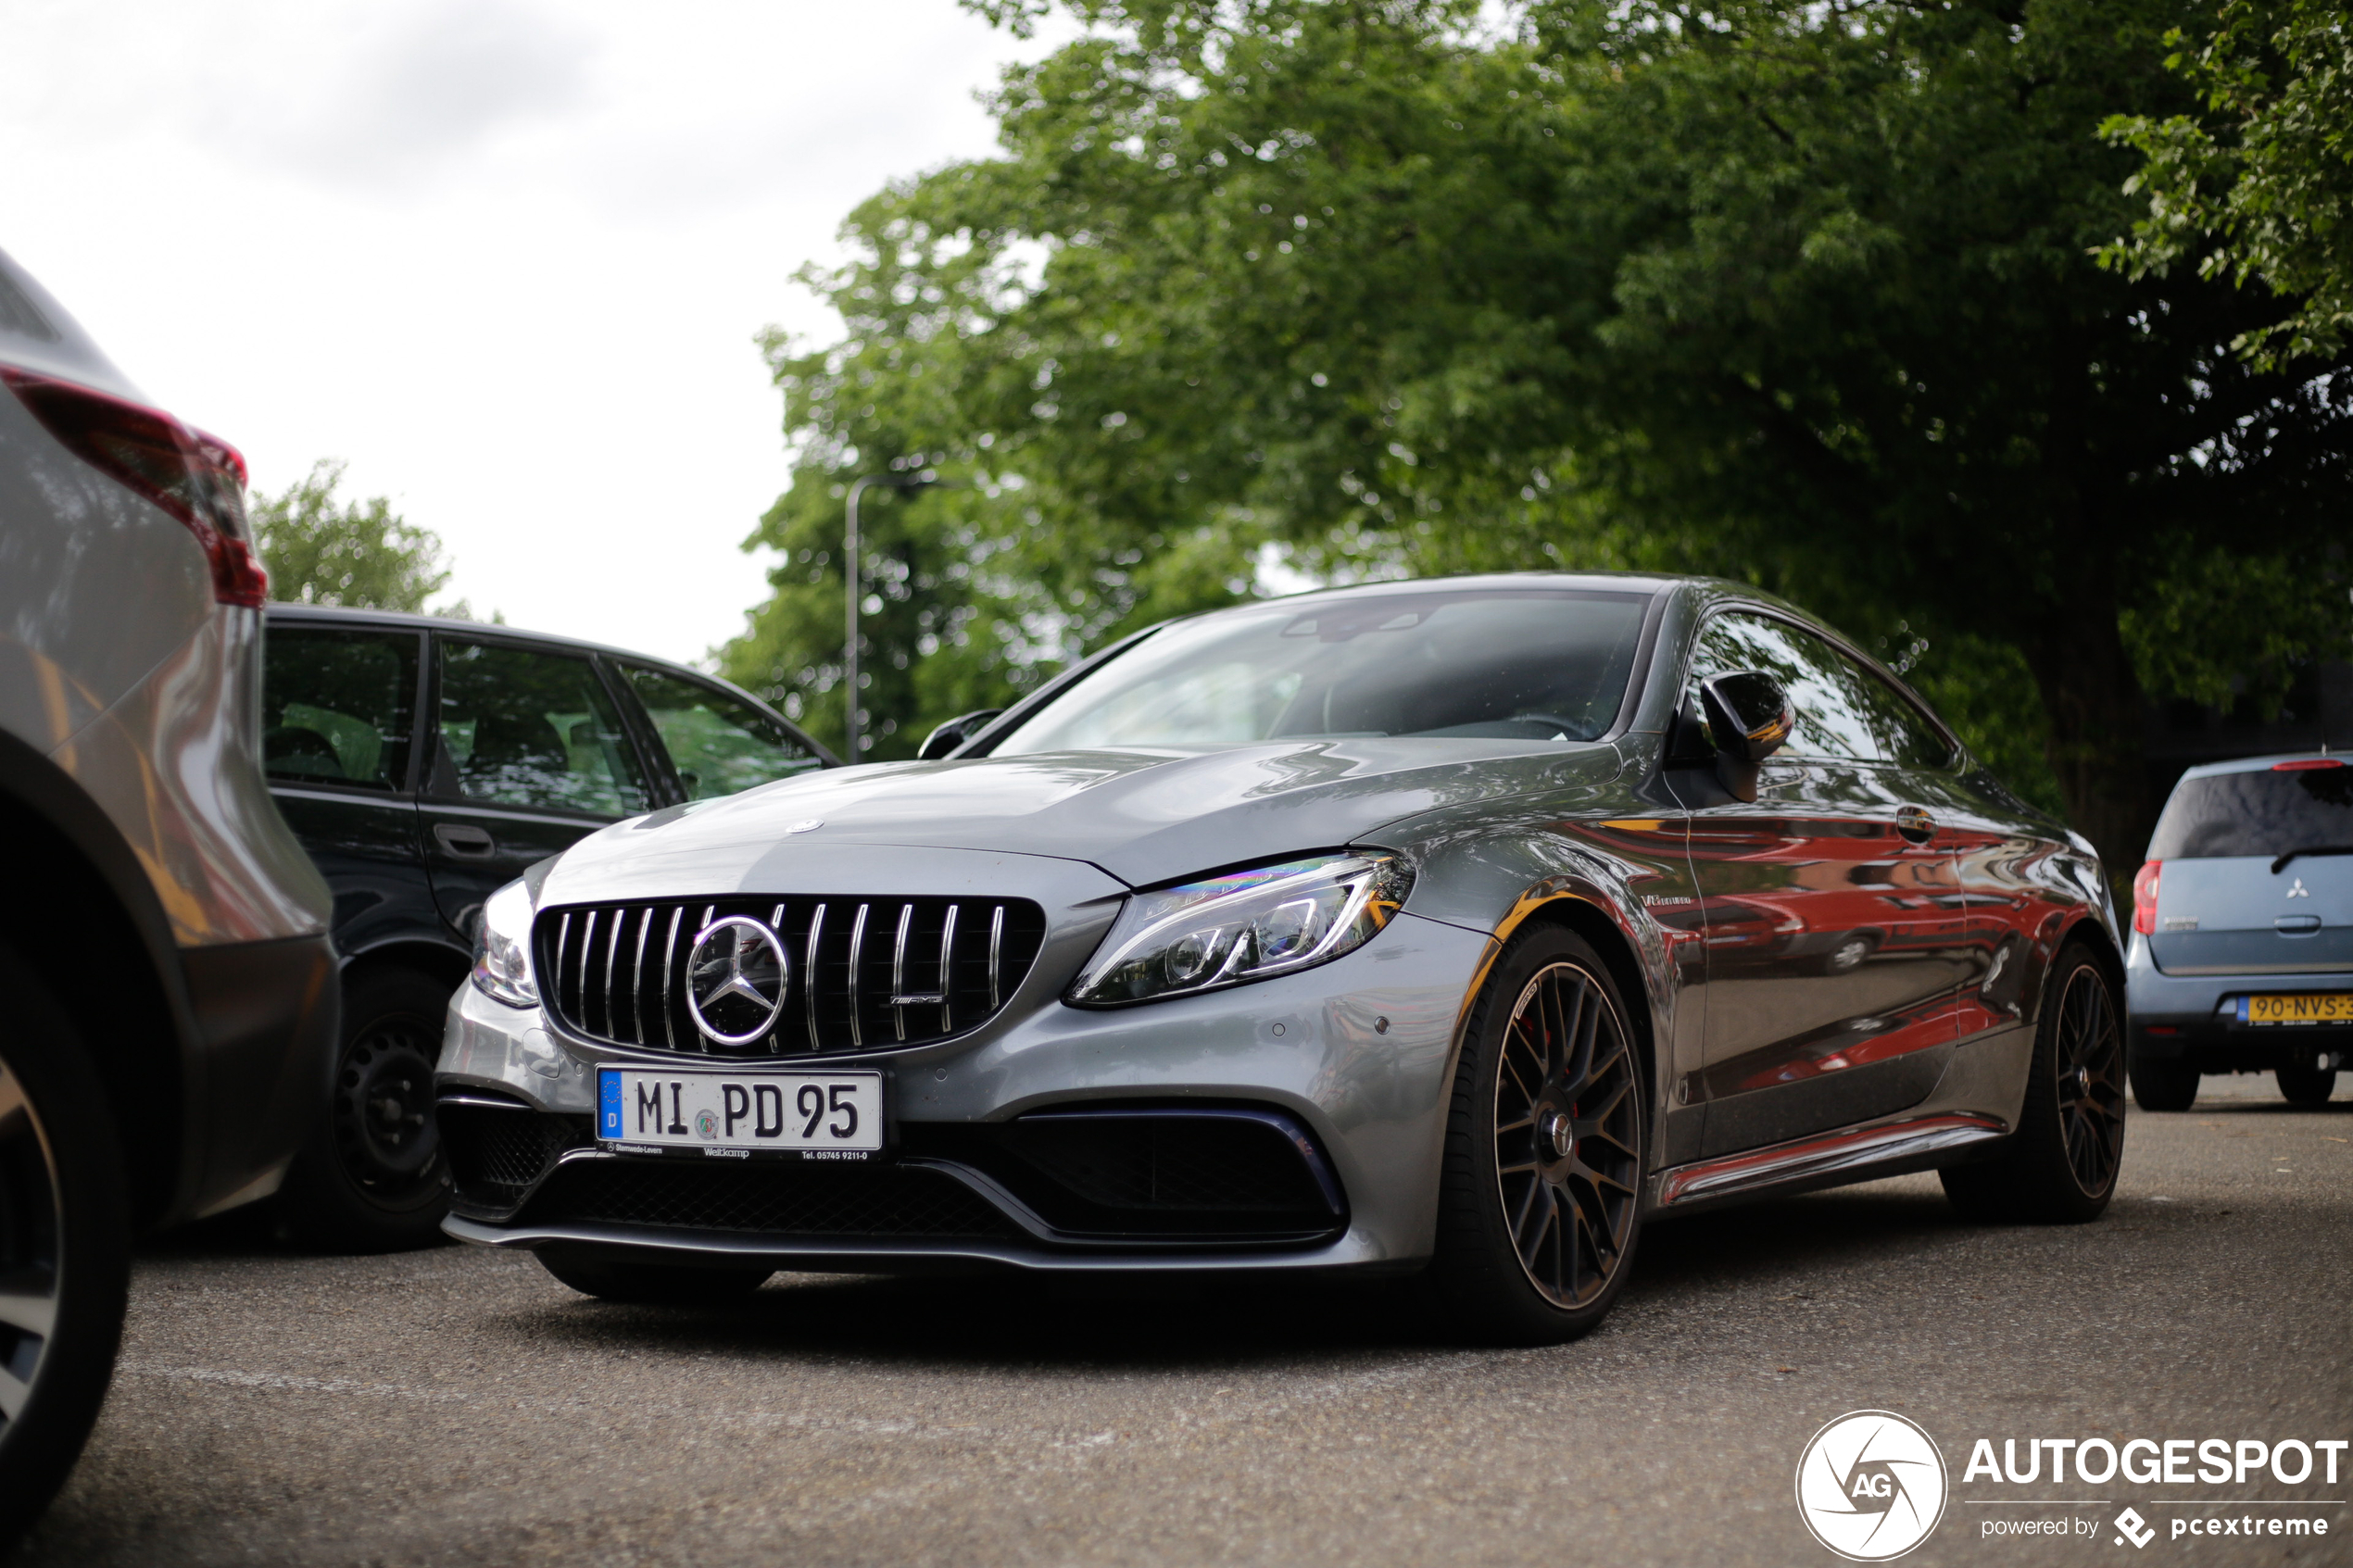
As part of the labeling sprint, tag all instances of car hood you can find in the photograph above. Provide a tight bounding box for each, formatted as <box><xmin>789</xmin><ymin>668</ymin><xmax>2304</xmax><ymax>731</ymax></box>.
<box><xmin>553</xmin><ymin>739</ymin><xmax>1626</xmax><ymax>892</ymax></box>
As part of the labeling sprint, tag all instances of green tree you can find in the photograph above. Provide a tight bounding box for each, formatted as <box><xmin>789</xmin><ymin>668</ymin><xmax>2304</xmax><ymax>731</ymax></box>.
<box><xmin>734</xmin><ymin>0</ymin><xmax>2353</xmax><ymax>865</ymax></box>
<box><xmin>252</xmin><ymin>460</ymin><xmax>452</xmax><ymax>613</ymax></box>
<box><xmin>2100</xmin><ymin>0</ymin><xmax>2353</xmax><ymax>370</ymax></box>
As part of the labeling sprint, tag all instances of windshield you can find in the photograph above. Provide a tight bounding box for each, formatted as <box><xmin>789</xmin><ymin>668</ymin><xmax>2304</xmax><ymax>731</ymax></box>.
<box><xmin>2148</xmin><ymin>763</ymin><xmax>2353</xmax><ymax>859</ymax></box>
<box><xmin>993</xmin><ymin>588</ymin><xmax>1650</xmax><ymax>755</ymax></box>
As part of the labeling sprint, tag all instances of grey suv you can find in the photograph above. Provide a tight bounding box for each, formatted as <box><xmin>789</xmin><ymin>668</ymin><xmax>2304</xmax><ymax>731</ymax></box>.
<box><xmin>2127</xmin><ymin>753</ymin><xmax>2352</xmax><ymax>1110</ymax></box>
<box><xmin>0</xmin><ymin>247</ymin><xmax>338</xmax><ymax>1542</ymax></box>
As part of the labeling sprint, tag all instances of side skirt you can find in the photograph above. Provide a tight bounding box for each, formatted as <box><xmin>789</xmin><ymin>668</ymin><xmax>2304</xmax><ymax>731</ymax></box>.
<box><xmin>1650</xmin><ymin>1112</ymin><xmax>2007</xmax><ymax>1215</ymax></box>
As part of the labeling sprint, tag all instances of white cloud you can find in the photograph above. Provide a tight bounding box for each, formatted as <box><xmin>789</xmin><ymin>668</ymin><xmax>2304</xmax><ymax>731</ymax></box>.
<box><xmin>0</xmin><ymin>0</ymin><xmax>1071</xmax><ymax>666</ymax></box>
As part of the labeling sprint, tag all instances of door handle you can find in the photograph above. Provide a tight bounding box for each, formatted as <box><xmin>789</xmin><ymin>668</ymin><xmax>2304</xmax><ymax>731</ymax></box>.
<box><xmin>434</xmin><ymin>822</ymin><xmax>496</xmax><ymax>858</ymax></box>
<box><xmin>1895</xmin><ymin>805</ymin><xmax>1936</xmax><ymax>844</ymax></box>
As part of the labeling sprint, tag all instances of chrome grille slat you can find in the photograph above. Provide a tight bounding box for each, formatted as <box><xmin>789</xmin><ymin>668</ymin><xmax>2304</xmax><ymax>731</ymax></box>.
<box><xmin>890</xmin><ymin>903</ymin><xmax>912</xmax><ymax>1043</ymax></box>
<box><xmin>535</xmin><ymin>895</ymin><xmax>1044</xmax><ymax>1060</ymax></box>
<box><xmin>988</xmin><ymin>904</ymin><xmax>1005</xmax><ymax>1011</ymax></box>
<box><xmin>937</xmin><ymin>904</ymin><xmax>959</xmax><ymax>1035</ymax></box>
<box><xmin>629</xmin><ymin>908</ymin><xmax>651</xmax><ymax>1045</ymax></box>
<box><xmin>846</xmin><ymin>903</ymin><xmax>870</xmax><ymax>1049</ymax></box>
<box><xmin>804</xmin><ymin>903</ymin><xmax>826</xmax><ymax>1051</ymax></box>
<box><xmin>661</xmin><ymin>908</ymin><xmax>682</xmax><ymax>1049</ymax></box>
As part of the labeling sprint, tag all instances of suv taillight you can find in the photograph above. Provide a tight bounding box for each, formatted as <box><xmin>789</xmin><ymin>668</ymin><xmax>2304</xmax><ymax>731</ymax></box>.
<box><xmin>2132</xmin><ymin>859</ymin><xmax>2161</xmax><ymax>936</ymax></box>
<box><xmin>2</xmin><ymin>367</ymin><xmax>267</xmax><ymax>608</ymax></box>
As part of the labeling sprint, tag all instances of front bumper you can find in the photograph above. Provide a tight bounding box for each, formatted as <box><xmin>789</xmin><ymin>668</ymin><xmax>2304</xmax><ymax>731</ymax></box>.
<box><xmin>435</xmin><ymin>909</ymin><xmax>1490</xmax><ymax>1273</ymax></box>
<box><xmin>2124</xmin><ymin>935</ymin><xmax>2353</xmax><ymax>1072</ymax></box>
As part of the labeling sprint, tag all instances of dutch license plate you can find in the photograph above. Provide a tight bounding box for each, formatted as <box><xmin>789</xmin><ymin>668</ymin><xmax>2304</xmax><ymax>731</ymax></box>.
<box><xmin>598</xmin><ymin>1067</ymin><xmax>884</xmax><ymax>1159</ymax></box>
<box><xmin>2240</xmin><ymin>993</ymin><xmax>2353</xmax><ymax>1026</ymax></box>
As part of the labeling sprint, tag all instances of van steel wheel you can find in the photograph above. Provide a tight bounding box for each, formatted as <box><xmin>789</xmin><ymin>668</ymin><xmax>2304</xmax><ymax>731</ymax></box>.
<box><xmin>0</xmin><ymin>948</ymin><xmax>131</xmax><ymax>1551</ymax></box>
<box><xmin>1431</xmin><ymin>929</ymin><xmax>1645</xmax><ymax>1344</ymax></box>
<box><xmin>1943</xmin><ymin>946</ymin><xmax>2124</xmax><ymax>1224</ymax></box>
<box><xmin>278</xmin><ymin>967</ymin><xmax>453</xmax><ymax>1252</ymax></box>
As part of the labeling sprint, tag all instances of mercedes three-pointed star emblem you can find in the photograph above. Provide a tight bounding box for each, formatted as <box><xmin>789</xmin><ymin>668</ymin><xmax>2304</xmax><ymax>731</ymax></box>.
<box><xmin>686</xmin><ymin>916</ymin><xmax>789</xmax><ymax>1045</ymax></box>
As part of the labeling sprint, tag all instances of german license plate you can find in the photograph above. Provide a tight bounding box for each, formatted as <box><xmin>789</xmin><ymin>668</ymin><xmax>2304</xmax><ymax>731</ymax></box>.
<box><xmin>597</xmin><ymin>1068</ymin><xmax>884</xmax><ymax>1158</ymax></box>
<box><xmin>2240</xmin><ymin>994</ymin><xmax>2353</xmax><ymax>1026</ymax></box>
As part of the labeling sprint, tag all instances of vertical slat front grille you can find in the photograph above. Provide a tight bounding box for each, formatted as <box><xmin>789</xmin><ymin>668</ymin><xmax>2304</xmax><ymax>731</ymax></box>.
<box><xmin>535</xmin><ymin>896</ymin><xmax>1049</xmax><ymax>1058</ymax></box>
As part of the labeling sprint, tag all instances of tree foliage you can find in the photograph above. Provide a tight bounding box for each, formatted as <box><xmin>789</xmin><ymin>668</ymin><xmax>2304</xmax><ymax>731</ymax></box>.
<box><xmin>252</xmin><ymin>460</ymin><xmax>452</xmax><ymax>614</ymax></box>
<box><xmin>727</xmin><ymin>0</ymin><xmax>2353</xmax><ymax>867</ymax></box>
<box><xmin>2101</xmin><ymin>0</ymin><xmax>2353</xmax><ymax>370</ymax></box>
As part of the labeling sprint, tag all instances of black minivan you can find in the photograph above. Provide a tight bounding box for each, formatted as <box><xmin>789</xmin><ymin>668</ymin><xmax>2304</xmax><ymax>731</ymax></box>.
<box><xmin>259</xmin><ymin>605</ymin><xmax>835</xmax><ymax>1248</ymax></box>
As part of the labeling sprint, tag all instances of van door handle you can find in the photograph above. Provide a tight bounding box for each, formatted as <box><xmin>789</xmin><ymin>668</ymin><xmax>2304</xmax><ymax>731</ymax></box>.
<box><xmin>1895</xmin><ymin>805</ymin><xmax>1936</xmax><ymax>844</ymax></box>
<box><xmin>434</xmin><ymin>823</ymin><xmax>496</xmax><ymax>858</ymax></box>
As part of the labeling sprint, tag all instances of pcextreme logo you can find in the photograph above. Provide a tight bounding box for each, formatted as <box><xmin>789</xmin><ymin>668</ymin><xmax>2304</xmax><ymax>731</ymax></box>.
<box><xmin>1796</xmin><ymin>1411</ymin><xmax>1950</xmax><ymax>1561</ymax></box>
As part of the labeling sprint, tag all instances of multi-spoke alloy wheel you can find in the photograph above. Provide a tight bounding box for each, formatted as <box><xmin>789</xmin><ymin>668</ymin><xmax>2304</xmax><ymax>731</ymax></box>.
<box><xmin>2051</xmin><ymin>963</ymin><xmax>2126</xmax><ymax>1194</ymax></box>
<box><xmin>1492</xmin><ymin>962</ymin><xmax>1642</xmax><ymax>1310</ymax></box>
<box><xmin>1942</xmin><ymin>944</ymin><xmax>2124</xmax><ymax>1224</ymax></box>
<box><xmin>1433</xmin><ymin>928</ymin><xmax>1648</xmax><ymax>1344</ymax></box>
<box><xmin>0</xmin><ymin>946</ymin><xmax>130</xmax><ymax>1552</ymax></box>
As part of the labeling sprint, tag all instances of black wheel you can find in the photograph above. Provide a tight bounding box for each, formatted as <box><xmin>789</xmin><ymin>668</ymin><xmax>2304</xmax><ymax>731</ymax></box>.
<box><xmin>2128</xmin><ymin>1053</ymin><xmax>2199</xmax><ymax>1112</ymax></box>
<box><xmin>1943</xmin><ymin>945</ymin><xmax>2125</xmax><ymax>1223</ymax></box>
<box><xmin>2276</xmin><ymin>1055</ymin><xmax>2337</xmax><ymax>1107</ymax></box>
<box><xmin>1428</xmin><ymin>928</ymin><xmax>1645</xmax><ymax>1345</ymax></box>
<box><xmin>0</xmin><ymin>944</ymin><xmax>131</xmax><ymax>1553</ymax></box>
<box><xmin>538</xmin><ymin>1252</ymin><xmax>772</xmax><ymax>1304</ymax></box>
<box><xmin>277</xmin><ymin>966</ymin><xmax>453</xmax><ymax>1252</ymax></box>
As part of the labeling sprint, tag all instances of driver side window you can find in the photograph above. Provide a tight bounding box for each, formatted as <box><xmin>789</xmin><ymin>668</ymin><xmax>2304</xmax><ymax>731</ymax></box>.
<box><xmin>1688</xmin><ymin>613</ymin><xmax>1881</xmax><ymax>762</ymax></box>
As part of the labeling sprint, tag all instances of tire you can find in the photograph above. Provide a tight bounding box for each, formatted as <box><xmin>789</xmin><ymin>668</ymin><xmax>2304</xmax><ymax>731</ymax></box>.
<box><xmin>537</xmin><ymin>1252</ymin><xmax>772</xmax><ymax>1304</ymax></box>
<box><xmin>1428</xmin><ymin>928</ymin><xmax>1646</xmax><ymax>1346</ymax></box>
<box><xmin>1819</xmin><ymin>934</ymin><xmax>1878</xmax><ymax>975</ymax></box>
<box><xmin>276</xmin><ymin>966</ymin><xmax>454</xmax><ymax>1252</ymax></box>
<box><xmin>2276</xmin><ymin>1057</ymin><xmax>2337</xmax><ymax>1107</ymax></box>
<box><xmin>1943</xmin><ymin>944</ymin><xmax>2126</xmax><ymax>1224</ymax></box>
<box><xmin>2128</xmin><ymin>1054</ymin><xmax>2200</xmax><ymax>1112</ymax></box>
<box><xmin>0</xmin><ymin>944</ymin><xmax>132</xmax><ymax>1554</ymax></box>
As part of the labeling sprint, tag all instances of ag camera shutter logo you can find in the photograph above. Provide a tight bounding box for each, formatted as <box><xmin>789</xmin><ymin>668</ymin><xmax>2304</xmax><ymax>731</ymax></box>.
<box><xmin>1795</xmin><ymin>1410</ymin><xmax>1949</xmax><ymax>1561</ymax></box>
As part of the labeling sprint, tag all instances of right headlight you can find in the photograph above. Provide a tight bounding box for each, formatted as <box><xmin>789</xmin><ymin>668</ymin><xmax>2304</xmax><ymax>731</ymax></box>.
<box><xmin>1069</xmin><ymin>852</ymin><xmax>1414</xmax><ymax>1006</ymax></box>
<box><xmin>470</xmin><ymin>877</ymin><xmax>539</xmax><ymax>1010</ymax></box>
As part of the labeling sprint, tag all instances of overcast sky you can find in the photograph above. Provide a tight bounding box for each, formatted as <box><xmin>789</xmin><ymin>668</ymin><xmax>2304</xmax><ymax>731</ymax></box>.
<box><xmin>1</xmin><ymin>0</ymin><xmax>1067</xmax><ymax>665</ymax></box>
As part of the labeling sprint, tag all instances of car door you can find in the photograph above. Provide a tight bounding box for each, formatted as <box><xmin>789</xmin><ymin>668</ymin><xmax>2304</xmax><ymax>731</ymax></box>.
<box><xmin>1675</xmin><ymin>611</ymin><xmax>1961</xmax><ymax>1157</ymax></box>
<box><xmin>610</xmin><ymin>663</ymin><xmax>826</xmax><ymax>800</ymax></box>
<box><xmin>259</xmin><ymin>617</ymin><xmax>432</xmax><ymax>960</ymax></box>
<box><xmin>417</xmin><ymin>633</ymin><xmax>656</xmax><ymax>939</ymax></box>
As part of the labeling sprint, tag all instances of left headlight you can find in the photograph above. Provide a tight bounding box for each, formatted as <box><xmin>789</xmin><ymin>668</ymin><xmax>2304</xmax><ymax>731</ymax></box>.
<box><xmin>1070</xmin><ymin>852</ymin><xmax>1413</xmax><ymax>1006</ymax></box>
<box><xmin>470</xmin><ymin>878</ymin><xmax>539</xmax><ymax>1009</ymax></box>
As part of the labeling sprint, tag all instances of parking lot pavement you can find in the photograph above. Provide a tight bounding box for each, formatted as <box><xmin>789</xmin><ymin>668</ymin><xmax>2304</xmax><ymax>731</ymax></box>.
<box><xmin>24</xmin><ymin>1077</ymin><xmax>2352</xmax><ymax>1568</ymax></box>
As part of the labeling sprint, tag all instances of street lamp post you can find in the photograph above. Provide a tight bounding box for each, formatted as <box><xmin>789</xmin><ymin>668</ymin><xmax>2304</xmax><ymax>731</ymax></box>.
<box><xmin>842</xmin><ymin>470</ymin><xmax>938</xmax><ymax>761</ymax></box>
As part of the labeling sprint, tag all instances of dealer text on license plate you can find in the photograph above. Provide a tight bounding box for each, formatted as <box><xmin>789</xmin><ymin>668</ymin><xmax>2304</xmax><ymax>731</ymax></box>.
<box><xmin>598</xmin><ymin>1068</ymin><xmax>884</xmax><ymax>1157</ymax></box>
<box><xmin>2240</xmin><ymin>993</ymin><xmax>2353</xmax><ymax>1026</ymax></box>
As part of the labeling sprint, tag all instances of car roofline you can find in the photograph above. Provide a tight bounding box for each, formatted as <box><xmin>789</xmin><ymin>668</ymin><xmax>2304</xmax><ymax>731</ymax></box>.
<box><xmin>262</xmin><ymin>603</ymin><xmax>841</xmax><ymax>767</ymax></box>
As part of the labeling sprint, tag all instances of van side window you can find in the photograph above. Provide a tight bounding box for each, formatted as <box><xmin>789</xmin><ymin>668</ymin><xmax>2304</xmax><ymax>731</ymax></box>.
<box><xmin>619</xmin><ymin>666</ymin><xmax>820</xmax><ymax>800</ymax></box>
<box><xmin>433</xmin><ymin>639</ymin><xmax>648</xmax><ymax>817</ymax></box>
<box><xmin>261</xmin><ymin>628</ymin><xmax>420</xmax><ymax>790</ymax></box>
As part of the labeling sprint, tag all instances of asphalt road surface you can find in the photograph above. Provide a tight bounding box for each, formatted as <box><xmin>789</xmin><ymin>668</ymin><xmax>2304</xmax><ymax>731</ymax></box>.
<box><xmin>26</xmin><ymin>1076</ymin><xmax>2352</xmax><ymax>1568</ymax></box>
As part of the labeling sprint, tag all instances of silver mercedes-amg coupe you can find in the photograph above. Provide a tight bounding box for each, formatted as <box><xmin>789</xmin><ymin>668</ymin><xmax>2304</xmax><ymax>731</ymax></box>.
<box><xmin>436</xmin><ymin>573</ymin><xmax>2125</xmax><ymax>1343</ymax></box>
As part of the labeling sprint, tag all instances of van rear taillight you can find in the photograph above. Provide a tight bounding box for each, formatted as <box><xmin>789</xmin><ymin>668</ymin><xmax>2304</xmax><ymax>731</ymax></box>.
<box><xmin>1</xmin><ymin>367</ymin><xmax>267</xmax><ymax>608</ymax></box>
<box><xmin>2273</xmin><ymin>758</ymin><xmax>2345</xmax><ymax>771</ymax></box>
<box><xmin>2132</xmin><ymin>859</ymin><xmax>2161</xmax><ymax>936</ymax></box>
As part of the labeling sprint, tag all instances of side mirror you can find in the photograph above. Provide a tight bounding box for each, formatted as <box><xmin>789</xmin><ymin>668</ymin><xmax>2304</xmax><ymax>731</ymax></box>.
<box><xmin>917</xmin><ymin>709</ymin><xmax>1004</xmax><ymax>760</ymax></box>
<box><xmin>1697</xmin><ymin>671</ymin><xmax>1794</xmax><ymax>804</ymax></box>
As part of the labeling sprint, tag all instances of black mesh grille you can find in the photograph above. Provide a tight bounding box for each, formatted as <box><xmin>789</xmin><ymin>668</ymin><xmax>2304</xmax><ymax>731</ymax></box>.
<box><xmin>534</xmin><ymin>896</ymin><xmax>1048</xmax><ymax>1058</ymax></box>
<box><xmin>1004</xmin><ymin>1115</ymin><xmax>1336</xmax><ymax>1215</ymax></box>
<box><xmin>522</xmin><ymin>1160</ymin><xmax>1019</xmax><ymax>1238</ymax></box>
<box><xmin>442</xmin><ymin>1099</ymin><xmax>595</xmax><ymax>1209</ymax></box>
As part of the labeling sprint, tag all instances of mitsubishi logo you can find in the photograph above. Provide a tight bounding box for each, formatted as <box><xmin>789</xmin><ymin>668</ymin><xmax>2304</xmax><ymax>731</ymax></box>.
<box><xmin>2287</xmin><ymin>877</ymin><xmax>2311</xmax><ymax>898</ymax></box>
<box><xmin>686</xmin><ymin>916</ymin><xmax>788</xmax><ymax>1045</ymax></box>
